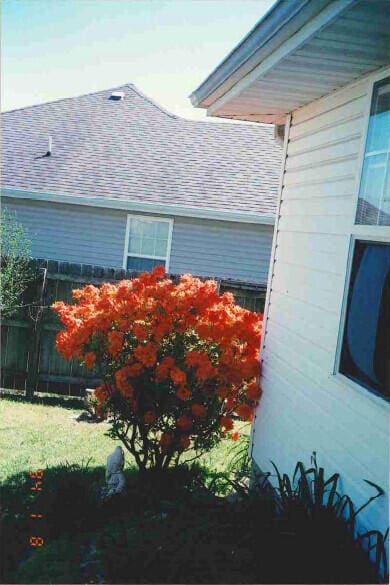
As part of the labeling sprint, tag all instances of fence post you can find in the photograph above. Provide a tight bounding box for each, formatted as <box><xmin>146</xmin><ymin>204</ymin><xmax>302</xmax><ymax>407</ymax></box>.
<box><xmin>26</xmin><ymin>268</ymin><xmax>48</xmax><ymax>398</ymax></box>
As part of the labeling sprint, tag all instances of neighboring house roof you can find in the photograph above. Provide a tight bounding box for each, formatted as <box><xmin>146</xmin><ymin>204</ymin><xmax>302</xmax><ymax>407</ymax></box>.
<box><xmin>191</xmin><ymin>0</ymin><xmax>390</xmax><ymax>123</ymax></box>
<box><xmin>2</xmin><ymin>84</ymin><xmax>282</xmax><ymax>222</ymax></box>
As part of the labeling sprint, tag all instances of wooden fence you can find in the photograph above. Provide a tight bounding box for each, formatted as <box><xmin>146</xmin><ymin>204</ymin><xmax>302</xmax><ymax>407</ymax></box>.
<box><xmin>1</xmin><ymin>258</ymin><xmax>266</xmax><ymax>397</ymax></box>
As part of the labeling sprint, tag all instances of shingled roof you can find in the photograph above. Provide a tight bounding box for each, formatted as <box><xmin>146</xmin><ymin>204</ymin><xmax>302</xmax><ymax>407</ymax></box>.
<box><xmin>2</xmin><ymin>84</ymin><xmax>282</xmax><ymax>218</ymax></box>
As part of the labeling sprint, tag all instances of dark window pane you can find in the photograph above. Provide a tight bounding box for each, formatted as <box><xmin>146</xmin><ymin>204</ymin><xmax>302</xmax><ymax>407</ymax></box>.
<box><xmin>126</xmin><ymin>257</ymin><xmax>164</xmax><ymax>272</ymax></box>
<box><xmin>340</xmin><ymin>241</ymin><xmax>390</xmax><ymax>399</ymax></box>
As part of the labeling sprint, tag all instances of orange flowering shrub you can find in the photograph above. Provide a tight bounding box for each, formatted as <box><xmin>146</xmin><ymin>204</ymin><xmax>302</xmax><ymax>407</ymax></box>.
<box><xmin>52</xmin><ymin>266</ymin><xmax>262</xmax><ymax>471</ymax></box>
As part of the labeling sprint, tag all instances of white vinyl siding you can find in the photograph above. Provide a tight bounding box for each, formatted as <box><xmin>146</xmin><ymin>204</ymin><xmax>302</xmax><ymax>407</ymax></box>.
<box><xmin>252</xmin><ymin>67</ymin><xmax>390</xmax><ymax>535</ymax></box>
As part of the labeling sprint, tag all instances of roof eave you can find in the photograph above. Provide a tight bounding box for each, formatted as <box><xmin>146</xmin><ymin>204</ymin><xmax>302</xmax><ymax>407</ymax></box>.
<box><xmin>190</xmin><ymin>0</ymin><xmax>335</xmax><ymax>109</ymax></box>
<box><xmin>191</xmin><ymin>0</ymin><xmax>362</xmax><ymax>123</ymax></box>
<box><xmin>1</xmin><ymin>188</ymin><xmax>275</xmax><ymax>226</ymax></box>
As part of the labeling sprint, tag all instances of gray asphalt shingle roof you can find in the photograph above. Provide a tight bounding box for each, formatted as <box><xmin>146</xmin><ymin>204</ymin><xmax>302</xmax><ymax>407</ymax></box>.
<box><xmin>2</xmin><ymin>84</ymin><xmax>282</xmax><ymax>216</ymax></box>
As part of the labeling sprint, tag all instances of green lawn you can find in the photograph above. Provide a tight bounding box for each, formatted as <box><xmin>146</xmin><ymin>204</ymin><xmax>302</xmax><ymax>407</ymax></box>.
<box><xmin>0</xmin><ymin>394</ymin><xmax>381</xmax><ymax>585</ymax></box>
<box><xmin>0</xmin><ymin>394</ymin><xmax>248</xmax><ymax>482</ymax></box>
<box><xmin>0</xmin><ymin>398</ymin><xmax>114</xmax><ymax>482</ymax></box>
<box><xmin>0</xmin><ymin>393</ymin><xmax>250</xmax><ymax>584</ymax></box>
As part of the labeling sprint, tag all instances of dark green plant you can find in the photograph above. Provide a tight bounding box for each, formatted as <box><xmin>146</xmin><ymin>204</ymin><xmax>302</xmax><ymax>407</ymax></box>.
<box><xmin>226</xmin><ymin>432</ymin><xmax>252</xmax><ymax>479</ymax></box>
<box><xmin>207</xmin><ymin>433</ymin><xmax>270</xmax><ymax>498</ymax></box>
<box><xmin>201</xmin><ymin>435</ymin><xmax>247</xmax><ymax>496</ymax></box>
<box><xmin>0</xmin><ymin>461</ymin><xmax>104</xmax><ymax>584</ymax></box>
<box><xmin>269</xmin><ymin>451</ymin><xmax>383</xmax><ymax>523</ymax></box>
<box><xmin>269</xmin><ymin>452</ymin><xmax>388</xmax><ymax>581</ymax></box>
<box><xmin>3</xmin><ymin>453</ymin><xmax>388</xmax><ymax>584</ymax></box>
<box><xmin>17</xmin><ymin>538</ymin><xmax>85</xmax><ymax>584</ymax></box>
<box><xmin>0</xmin><ymin>207</ymin><xmax>32</xmax><ymax>318</ymax></box>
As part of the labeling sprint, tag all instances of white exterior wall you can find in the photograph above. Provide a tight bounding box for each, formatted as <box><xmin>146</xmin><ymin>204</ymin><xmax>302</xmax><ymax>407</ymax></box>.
<box><xmin>252</xmin><ymin>67</ymin><xmax>390</xmax><ymax>533</ymax></box>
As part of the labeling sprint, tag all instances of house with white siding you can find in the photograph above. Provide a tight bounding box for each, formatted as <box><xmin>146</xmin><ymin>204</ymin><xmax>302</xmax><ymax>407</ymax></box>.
<box><xmin>192</xmin><ymin>0</ymin><xmax>390</xmax><ymax>535</ymax></box>
<box><xmin>1</xmin><ymin>84</ymin><xmax>281</xmax><ymax>289</ymax></box>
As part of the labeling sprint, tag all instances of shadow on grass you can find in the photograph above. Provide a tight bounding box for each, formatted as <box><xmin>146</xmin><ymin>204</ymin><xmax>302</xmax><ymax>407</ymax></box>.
<box><xmin>0</xmin><ymin>390</ymin><xmax>85</xmax><ymax>410</ymax></box>
<box><xmin>1</xmin><ymin>463</ymin><xmax>98</xmax><ymax>584</ymax></box>
<box><xmin>1</xmin><ymin>460</ymin><xmax>217</xmax><ymax>584</ymax></box>
<box><xmin>1</xmin><ymin>459</ymin><xmax>383</xmax><ymax>585</ymax></box>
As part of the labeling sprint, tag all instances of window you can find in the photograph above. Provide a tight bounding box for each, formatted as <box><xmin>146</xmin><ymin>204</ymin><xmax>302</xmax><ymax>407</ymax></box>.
<box><xmin>123</xmin><ymin>215</ymin><xmax>173</xmax><ymax>272</ymax></box>
<box><xmin>356</xmin><ymin>76</ymin><xmax>390</xmax><ymax>226</ymax></box>
<box><xmin>339</xmin><ymin>241</ymin><xmax>389</xmax><ymax>399</ymax></box>
<box><xmin>337</xmin><ymin>71</ymin><xmax>390</xmax><ymax>402</ymax></box>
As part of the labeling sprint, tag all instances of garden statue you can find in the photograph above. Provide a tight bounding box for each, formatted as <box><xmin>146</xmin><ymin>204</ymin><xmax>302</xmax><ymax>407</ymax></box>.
<box><xmin>102</xmin><ymin>446</ymin><xmax>127</xmax><ymax>499</ymax></box>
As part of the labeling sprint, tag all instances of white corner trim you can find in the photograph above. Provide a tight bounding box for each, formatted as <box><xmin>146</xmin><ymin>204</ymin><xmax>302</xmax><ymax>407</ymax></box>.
<box><xmin>166</xmin><ymin>217</ymin><xmax>174</xmax><ymax>272</ymax></box>
<box><xmin>259</xmin><ymin>113</ymin><xmax>292</xmax><ymax>357</ymax></box>
<box><xmin>250</xmin><ymin>112</ymin><xmax>292</xmax><ymax>460</ymax></box>
<box><xmin>1</xmin><ymin>188</ymin><xmax>275</xmax><ymax>226</ymax></box>
<box><xmin>122</xmin><ymin>214</ymin><xmax>132</xmax><ymax>270</ymax></box>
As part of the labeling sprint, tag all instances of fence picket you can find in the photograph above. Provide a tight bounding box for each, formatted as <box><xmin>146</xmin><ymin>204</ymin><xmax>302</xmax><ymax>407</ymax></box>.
<box><xmin>1</xmin><ymin>258</ymin><xmax>265</xmax><ymax>398</ymax></box>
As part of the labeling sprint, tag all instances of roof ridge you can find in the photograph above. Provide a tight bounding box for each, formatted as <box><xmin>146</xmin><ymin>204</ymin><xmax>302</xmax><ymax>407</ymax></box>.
<box><xmin>1</xmin><ymin>83</ymin><xmax>137</xmax><ymax>115</ymax></box>
<box><xmin>126</xmin><ymin>84</ymin><xmax>179</xmax><ymax>120</ymax></box>
<box><xmin>2</xmin><ymin>82</ymin><xmax>271</xmax><ymax>129</ymax></box>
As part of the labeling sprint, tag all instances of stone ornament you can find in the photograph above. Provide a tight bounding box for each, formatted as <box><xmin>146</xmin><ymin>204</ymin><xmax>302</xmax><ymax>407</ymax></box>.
<box><xmin>101</xmin><ymin>446</ymin><xmax>127</xmax><ymax>499</ymax></box>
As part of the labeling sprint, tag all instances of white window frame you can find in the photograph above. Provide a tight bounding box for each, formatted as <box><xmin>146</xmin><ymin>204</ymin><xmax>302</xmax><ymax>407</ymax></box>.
<box><xmin>334</xmin><ymin>66</ymin><xmax>390</xmax><ymax>403</ymax></box>
<box><xmin>122</xmin><ymin>213</ymin><xmax>174</xmax><ymax>271</ymax></box>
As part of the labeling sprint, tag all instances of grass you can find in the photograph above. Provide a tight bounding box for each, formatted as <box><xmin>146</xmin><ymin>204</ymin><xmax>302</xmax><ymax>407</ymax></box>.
<box><xmin>0</xmin><ymin>393</ymin><xmax>249</xmax><ymax>584</ymax></box>
<box><xmin>0</xmin><ymin>397</ymin><xmax>119</xmax><ymax>482</ymax></box>
<box><xmin>0</xmin><ymin>394</ymin><xmax>245</xmax><ymax>482</ymax></box>
<box><xmin>0</xmin><ymin>394</ymin><xmax>384</xmax><ymax>584</ymax></box>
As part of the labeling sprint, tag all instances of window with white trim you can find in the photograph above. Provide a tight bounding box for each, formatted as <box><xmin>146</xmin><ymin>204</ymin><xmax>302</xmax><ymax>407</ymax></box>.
<box><xmin>123</xmin><ymin>215</ymin><xmax>173</xmax><ymax>272</ymax></box>
<box><xmin>338</xmin><ymin>73</ymin><xmax>390</xmax><ymax>401</ymax></box>
<box><xmin>356</xmin><ymin>76</ymin><xmax>390</xmax><ymax>226</ymax></box>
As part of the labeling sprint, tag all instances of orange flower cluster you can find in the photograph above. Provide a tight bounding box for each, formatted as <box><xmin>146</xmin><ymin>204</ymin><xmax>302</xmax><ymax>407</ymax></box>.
<box><xmin>191</xmin><ymin>403</ymin><xmax>207</xmax><ymax>418</ymax></box>
<box><xmin>52</xmin><ymin>266</ymin><xmax>263</xmax><ymax>468</ymax></box>
<box><xmin>108</xmin><ymin>331</ymin><xmax>123</xmax><ymax>358</ymax></box>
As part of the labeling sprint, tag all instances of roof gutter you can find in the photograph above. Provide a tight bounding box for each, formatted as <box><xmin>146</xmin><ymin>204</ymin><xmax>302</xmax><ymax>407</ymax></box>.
<box><xmin>1</xmin><ymin>188</ymin><xmax>275</xmax><ymax>226</ymax></box>
<box><xmin>190</xmin><ymin>0</ymin><xmax>322</xmax><ymax>108</ymax></box>
<box><xmin>190</xmin><ymin>0</ymin><xmax>356</xmax><ymax>113</ymax></box>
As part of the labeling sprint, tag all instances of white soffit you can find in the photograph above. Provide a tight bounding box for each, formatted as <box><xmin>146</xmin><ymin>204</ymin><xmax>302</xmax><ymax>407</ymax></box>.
<box><xmin>201</xmin><ymin>0</ymin><xmax>390</xmax><ymax>123</ymax></box>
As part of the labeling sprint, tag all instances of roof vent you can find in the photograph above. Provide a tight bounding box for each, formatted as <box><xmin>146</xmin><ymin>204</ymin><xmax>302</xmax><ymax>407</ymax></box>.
<box><xmin>109</xmin><ymin>91</ymin><xmax>125</xmax><ymax>101</ymax></box>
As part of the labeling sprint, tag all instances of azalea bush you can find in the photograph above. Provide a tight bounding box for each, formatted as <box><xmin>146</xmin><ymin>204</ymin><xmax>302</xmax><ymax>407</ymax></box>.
<box><xmin>53</xmin><ymin>267</ymin><xmax>262</xmax><ymax>471</ymax></box>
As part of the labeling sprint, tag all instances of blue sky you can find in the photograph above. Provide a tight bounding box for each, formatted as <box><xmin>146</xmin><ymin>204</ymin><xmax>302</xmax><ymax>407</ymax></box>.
<box><xmin>2</xmin><ymin>0</ymin><xmax>274</xmax><ymax>119</ymax></box>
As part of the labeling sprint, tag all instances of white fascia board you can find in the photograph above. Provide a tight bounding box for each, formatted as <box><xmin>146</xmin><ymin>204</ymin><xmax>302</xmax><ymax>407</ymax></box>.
<box><xmin>1</xmin><ymin>188</ymin><xmax>275</xmax><ymax>226</ymax></box>
<box><xmin>207</xmin><ymin>0</ymin><xmax>355</xmax><ymax>120</ymax></box>
<box><xmin>191</xmin><ymin>0</ymin><xmax>325</xmax><ymax>109</ymax></box>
